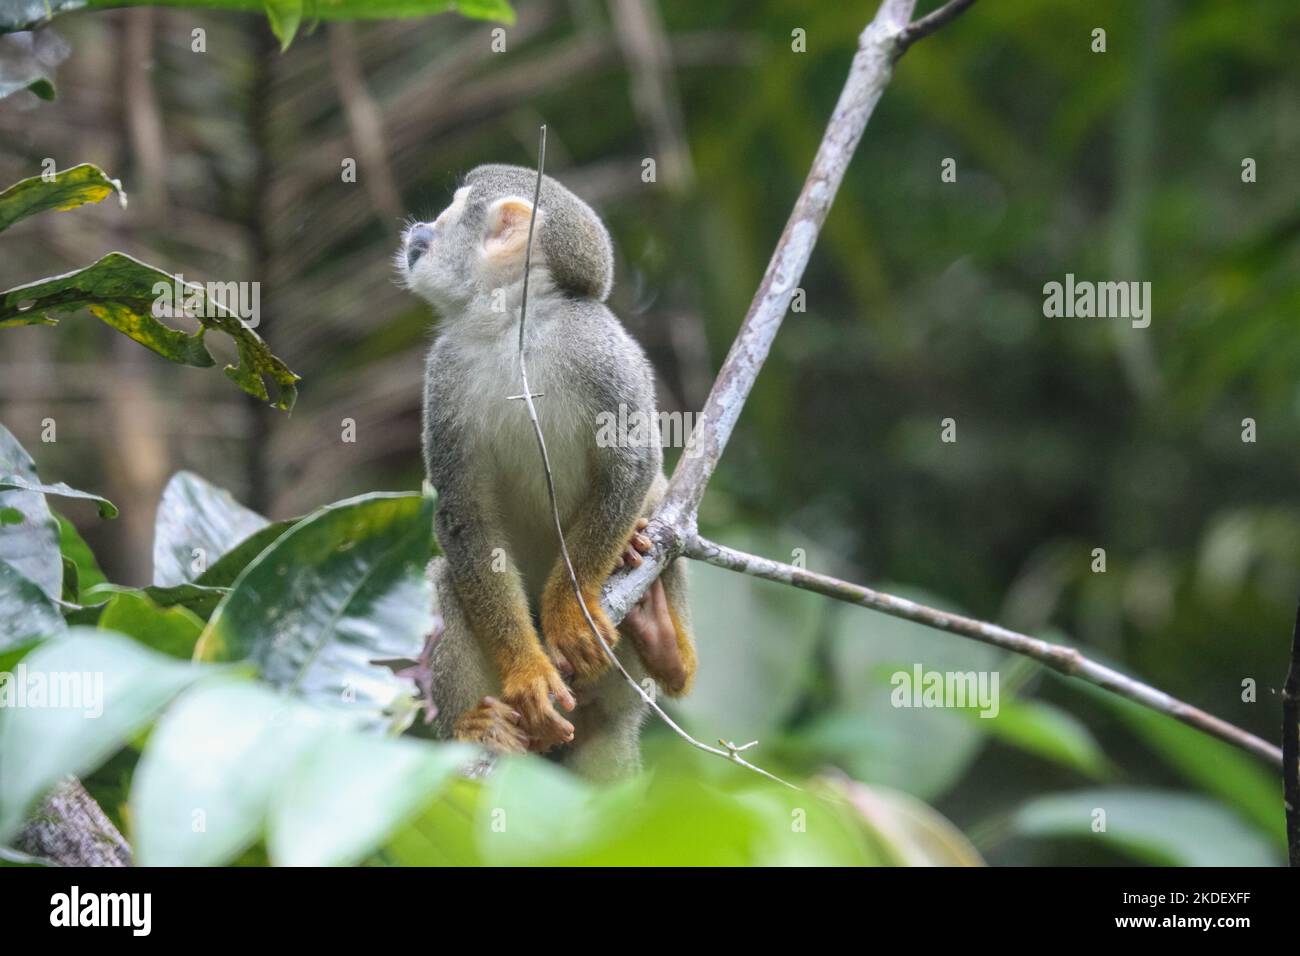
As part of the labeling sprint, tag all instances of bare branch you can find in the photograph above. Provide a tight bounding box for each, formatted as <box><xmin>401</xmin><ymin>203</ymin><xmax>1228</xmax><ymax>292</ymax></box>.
<box><xmin>1284</xmin><ymin>601</ymin><xmax>1300</xmax><ymax>864</ymax></box>
<box><xmin>685</xmin><ymin>534</ymin><xmax>1285</xmax><ymax>768</ymax></box>
<box><xmin>604</xmin><ymin>0</ymin><xmax>933</xmax><ymax>620</ymax></box>
<box><xmin>897</xmin><ymin>0</ymin><xmax>980</xmax><ymax>53</ymax></box>
<box><xmin>14</xmin><ymin>778</ymin><xmax>130</xmax><ymax>867</ymax></box>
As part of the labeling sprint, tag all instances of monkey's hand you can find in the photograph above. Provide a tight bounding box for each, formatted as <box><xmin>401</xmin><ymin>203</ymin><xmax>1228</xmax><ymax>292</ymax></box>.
<box><xmin>453</xmin><ymin>696</ymin><xmax>530</xmax><ymax>754</ymax></box>
<box><xmin>499</xmin><ymin>652</ymin><xmax>577</xmax><ymax>752</ymax></box>
<box><xmin>541</xmin><ymin>576</ymin><xmax>619</xmax><ymax>686</ymax></box>
<box><xmin>616</xmin><ymin>519</ymin><xmax>696</xmax><ymax>697</ymax></box>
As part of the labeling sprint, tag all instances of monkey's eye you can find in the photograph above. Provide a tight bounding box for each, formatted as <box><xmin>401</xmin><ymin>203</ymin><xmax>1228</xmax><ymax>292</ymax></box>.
<box><xmin>405</xmin><ymin>224</ymin><xmax>435</xmax><ymax>271</ymax></box>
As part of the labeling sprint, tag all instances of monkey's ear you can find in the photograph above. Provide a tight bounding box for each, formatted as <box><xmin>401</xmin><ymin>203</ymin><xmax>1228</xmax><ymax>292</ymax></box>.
<box><xmin>482</xmin><ymin>196</ymin><xmax>537</xmax><ymax>266</ymax></box>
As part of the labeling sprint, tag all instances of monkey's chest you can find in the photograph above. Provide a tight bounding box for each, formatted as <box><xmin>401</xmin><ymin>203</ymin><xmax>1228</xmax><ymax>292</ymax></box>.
<box><xmin>457</xmin><ymin>347</ymin><xmax>593</xmax><ymax>600</ymax></box>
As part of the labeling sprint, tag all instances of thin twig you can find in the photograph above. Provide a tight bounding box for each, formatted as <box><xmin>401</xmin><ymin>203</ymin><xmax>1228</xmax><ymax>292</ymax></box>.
<box><xmin>685</xmin><ymin>534</ymin><xmax>1284</xmax><ymax>768</ymax></box>
<box><xmin>512</xmin><ymin>129</ymin><xmax>798</xmax><ymax>789</ymax></box>
<box><xmin>897</xmin><ymin>0</ymin><xmax>980</xmax><ymax>52</ymax></box>
<box><xmin>1283</xmin><ymin>600</ymin><xmax>1300</xmax><ymax>864</ymax></box>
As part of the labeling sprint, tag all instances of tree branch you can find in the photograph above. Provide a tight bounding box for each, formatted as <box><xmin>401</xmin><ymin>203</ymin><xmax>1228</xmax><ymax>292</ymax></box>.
<box><xmin>686</xmin><ymin>534</ymin><xmax>1284</xmax><ymax>768</ymax></box>
<box><xmin>897</xmin><ymin>0</ymin><xmax>980</xmax><ymax>52</ymax></box>
<box><xmin>604</xmin><ymin>0</ymin><xmax>959</xmax><ymax>620</ymax></box>
<box><xmin>1284</xmin><ymin>601</ymin><xmax>1300</xmax><ymax>864</ymax></box>
<box><xmin>13</xmin><ymin>778</ymin><xmax>130</xmax><ymax>867</ymax></box>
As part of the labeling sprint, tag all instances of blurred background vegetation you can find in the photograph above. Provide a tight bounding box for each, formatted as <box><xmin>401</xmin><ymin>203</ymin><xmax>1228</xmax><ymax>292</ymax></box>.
<box><xmin>1</xmin><ymin>0</ymin><xmax>1297</xmax><ymax>864</ymax></box>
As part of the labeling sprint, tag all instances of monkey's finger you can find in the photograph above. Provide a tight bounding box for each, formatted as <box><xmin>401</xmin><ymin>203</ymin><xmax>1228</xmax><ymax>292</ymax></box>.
<box><xmin>632</xmin><ymin>533</ymin><xmax>652</xmax><ymax>554</ymax></box>
<box><xmin>635</xmin><ymin>517</ymin><xmax>649</xmax><ymax>532</ymax></box>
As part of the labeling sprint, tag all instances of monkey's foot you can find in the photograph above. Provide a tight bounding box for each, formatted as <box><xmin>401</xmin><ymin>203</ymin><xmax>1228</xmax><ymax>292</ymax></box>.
<box><xmin>542</xmin><ymin>583</ymin><xmax>618</xmax><ymax>685</ymax></box>
<box><xmin>452</xmin><ymin>696</ymin><xmax>530</xmax><ymax>755</ymax></box>
<box><xmin>500</xmin><ymin>653</ymin><xmax>576</xmax><ymax>752</ymax></box>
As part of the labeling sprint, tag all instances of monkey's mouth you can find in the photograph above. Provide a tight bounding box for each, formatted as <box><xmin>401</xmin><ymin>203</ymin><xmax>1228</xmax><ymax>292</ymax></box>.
<box><xmin>404</xmin><ymin>224</ymin><xmax>435</xmax><ymax>271</ymax></box>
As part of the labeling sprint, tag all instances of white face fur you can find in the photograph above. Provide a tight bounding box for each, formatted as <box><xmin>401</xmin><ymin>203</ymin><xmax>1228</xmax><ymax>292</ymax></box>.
<box><xmin>398</xmin><ymin>185</ymin><xmax>544</xmax><ymax>320</ymax></box>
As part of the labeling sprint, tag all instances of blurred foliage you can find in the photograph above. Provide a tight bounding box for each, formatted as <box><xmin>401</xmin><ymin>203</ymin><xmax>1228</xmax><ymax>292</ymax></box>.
<box><xmin>0</xmin><ymin>0</ymin><xmax>1297</xmax><ymax>864</ymax></box>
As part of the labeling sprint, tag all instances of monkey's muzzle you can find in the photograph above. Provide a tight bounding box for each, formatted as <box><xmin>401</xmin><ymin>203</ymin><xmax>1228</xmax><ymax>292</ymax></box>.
<box><xmin>405</xmin><ymin>224</ymin><xmax>435</xmax><ymax>271</ymax></box>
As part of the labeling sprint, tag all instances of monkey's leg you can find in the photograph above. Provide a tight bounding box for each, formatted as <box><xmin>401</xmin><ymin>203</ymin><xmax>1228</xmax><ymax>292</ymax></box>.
<box><xmin>558</xmin><ymin>667</ymin><xmax>650</xmax><ymax>783</ymax></box>
<box><xmin>435</xmin><ymin>494</ymin><xmax>576</xmax><ymax>750</ymax></box>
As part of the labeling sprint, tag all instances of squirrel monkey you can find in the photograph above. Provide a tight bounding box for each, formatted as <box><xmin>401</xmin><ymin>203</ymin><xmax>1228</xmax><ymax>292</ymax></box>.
<box><xmin>398</xmin><ymin>165</ymin><xmax>697</xmax><ymax>780</ymax></box>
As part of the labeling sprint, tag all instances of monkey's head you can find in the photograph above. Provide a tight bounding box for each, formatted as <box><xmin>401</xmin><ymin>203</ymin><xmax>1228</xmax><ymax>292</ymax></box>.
<box><xmin>399</xmin><ymin>164</ymin><xmax>614</xmax><ymax>315</ymax></box>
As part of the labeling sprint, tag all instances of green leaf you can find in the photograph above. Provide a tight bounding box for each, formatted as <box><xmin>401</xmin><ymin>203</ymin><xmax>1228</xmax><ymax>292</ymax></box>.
<box><xmin>56</xmin><ymin>512</ymin><xmax>107</xmax><ymax>596</ymax></box>
<box><xmin>0</xmin><ymin>164</ymin><xmax>124</xmax><ymax>232</ymax></box>
<box><xmin>267</xmin><ymin>731</ymin><xmax>471</xmax><ymax>866</ymax></box>
<box><xmin>977</xmin><ymin>698</ymin><xmax>1113</xmax><ymax>780</ymax></box>
<box><xmin>0</xmin><ymin>30</ymin><xmax>68</xmax><ymax>101</ymax></box>
<box><xmin>98</xmin><ymin>591</ymin><xmax>205</xmax><ymax>660</ymax></box>
<box><xmin>0</xmin><ymin>630</ymin><xmax>207</xmax><ymax>842</ymax></box>
<box><xmin>263</xmin><ymin>0</ymin><xmax>304</xmax><ymax>50</ymax></box>
<box><xmin>0</xmin><ymin>558</ymin><xmax>66</xmax><ymax>649</ymax></box>
<box><xmin>152</xmin><ymin>471</ymin><xmax>269</xmax><ymax>587</ymax></box>
<box><xmin>196</xmin><ymin>492</ymin><xmax>437</xmax><ymax>724</ymax></box>
<box><xmin>672</xmin><ymin>527</ymin><xmax>826</xmax><ymax>738</ymax></box>
<box><xmin>1011</xmin><ymin>788</ymin><xmax>1280</xmax><ymax>866</ymax></box>
<box><xmin>81</xmin><ymin>582</ymin><xmax>229</xmax><ymax>620</ymax></box>
<box><xmin>194</xmin><ymin>519</ymin><xmax>295</xmax><ymax>588</ymax></box>
<box><xmin>0</xmin><ymin>253</ymin><xmax>299</xmax><ymax>410</ymax></box>
<box><xmin>0</xmin><ymin>476</ymin><xmax>117</xmax><ymax>519</ymax></box>
<box><xmin>831</xmin><ymin>777</ymin><xmax>985</xmax><ymax>866</ymax></box>
<box><xmin>812</xmin><ymin>585</ymin><xmax>1008</xmax><ymax>800</ymax></box>
<box><xmin>130</xmin><ymin>678</ymin><xmax>334</xmax><ymax>867</ymax></box>
<box><xmin>1070</xmin><ymin>679</ymin><xmax>1284</xmax><ymax>845</ymax></box>
<box><xmin>0</xmin><ymin>424</ymin><xmax>61</xmax><ymax>600</ymax></box>
<box><xmin>1</xmin><ymin>1</ymin><xmax>515</xmax><ymax>38</ymax></box>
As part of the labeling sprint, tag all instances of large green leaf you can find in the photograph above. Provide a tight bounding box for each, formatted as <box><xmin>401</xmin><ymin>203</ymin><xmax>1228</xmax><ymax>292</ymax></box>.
<box><xmin>194</xmin><ymin>519</ymin><xmax>296</xmax><ymax>588</ymax></box>
<box><xmin>976</xmin><ymin>698</ymin><xmax>1114</xmax><ymax>780</ymax></box>
<box><xmin>98</xmin><ymin>590</ymin><xmax>205</xmax><ymax>660</ymax></box>
<box><xmin>809</xmin><ymin>586</ymin><xmax>1009</xmax><ymax>800</ymax></box>
<box><xmin>0</xmin><ymin>1</ymin><xmax>516</xmax><ymax>47</ymax></box>
<box><xmin>81</xmin><ymin>582</ymin><xmax>230</xmax><ymax>620</ymax></box>
<box><xmin>0</xmin><ymin>164</ymin><xmax>124</xmax><ymax>232</ymax></box>
<box><xmin>1011</xmin><ymin>788</ymin><xmax>1280</xmax><ymax>866</ymax></box>
<box><xmin>0</xmin><ymin>630</ymin><xmax>207</xmax><ymax>841</ymax></box>
<box><xmin>130</xmin><ymin>678</ymin><xmax>467</xmax><ymax>866</ymax></box>
<box><xmin>0</xmin><ymin>30</ymin><xmax>68</xmax><ymax>101</ymax></box>
<box><xmin>130</xmin><ymin>678</ymin><xmax>335</xmax><ymax>867</ymax></box>
<box><xmin>0</xmin><ymin>476</ymin><xmax>116</xmax><ymax>519</ymax></box>
<box><xmin>1068</xmin><ymin>678</ymin><xmax>1284</xmax><ymax>845</ymax></box>
<box><xmin>387</xmin><ymin>759</ymin><xmax>901</xmax><ymax>866</ymax></box>
<box><xmin>672</xmin><ymin>527</ymin><xmax>826</xmax><ymax>738</ymax></box>
<box><xmin>0</xmin><ymin>425</ymin><xmax>61</xmax><ymax>600</ymax></box>
<box><xmin>267</xmin><ymin>730</ymin><xmax>470</xmax><ymax>866</ymax></box>
<box><xmin>196</xmin><ymin>492</ymin><xmax>437</xmax><ymax>725</ymax></box>
<box><xmin>0</xmin><ymin>253</ymin><xmax>299</xmax><ymax>409</ymax></box>
<box><xmin>0</xmin><ymin>558</ymin><xmax>66</xmax><ymax>649</ymax></box>
<box><xmin>152</xmin><ymin>471</ymin><xmax>269</xmax><ymax>587</ymax></box>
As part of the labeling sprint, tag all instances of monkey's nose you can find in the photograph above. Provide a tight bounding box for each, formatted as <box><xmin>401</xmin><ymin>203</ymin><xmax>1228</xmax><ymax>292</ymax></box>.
<box><xmin>405</xmin><ymin>224</ymin><xmax>435</xmax><ymax>270</ymax></box>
